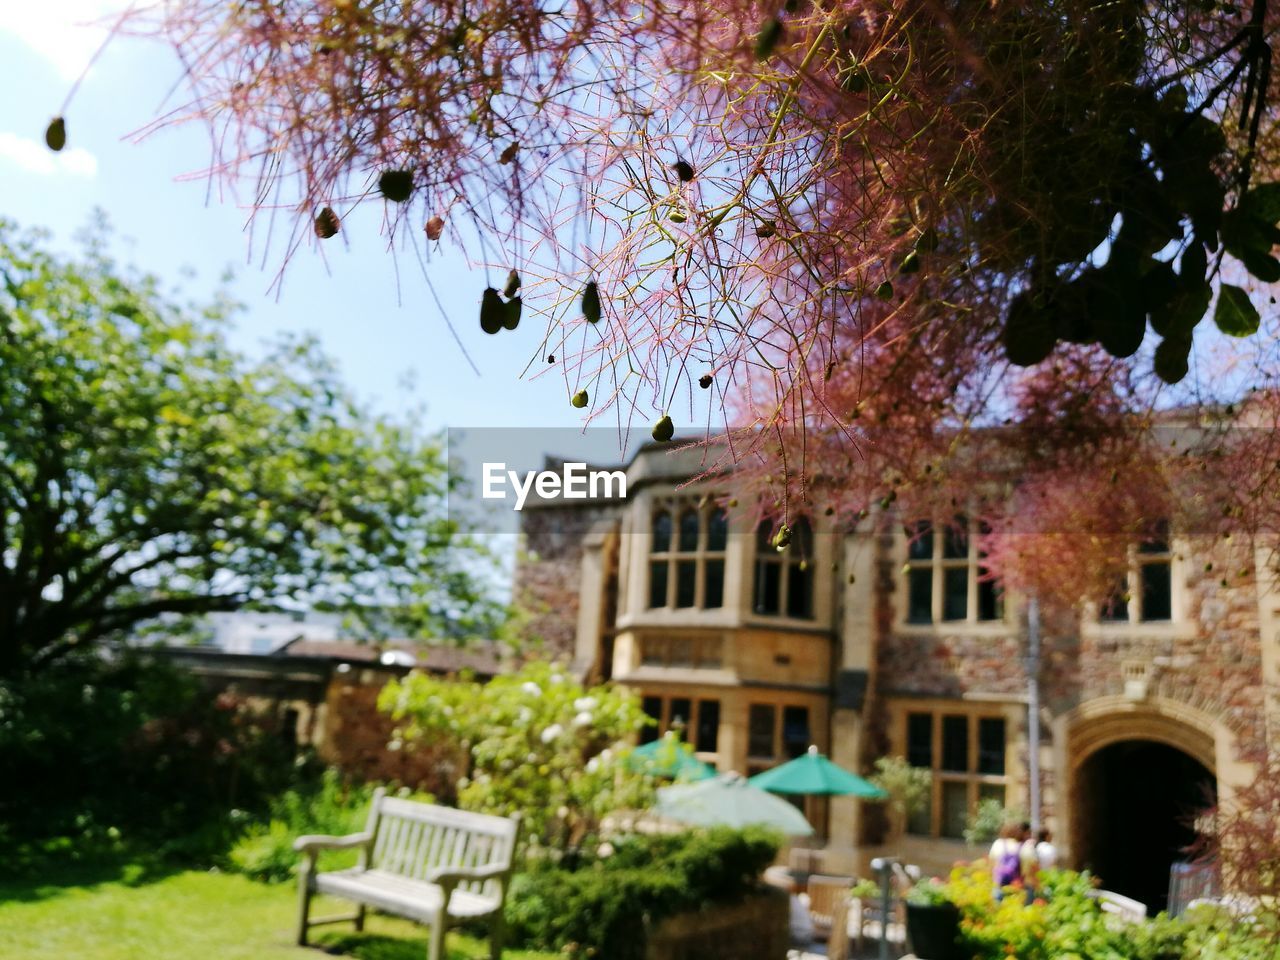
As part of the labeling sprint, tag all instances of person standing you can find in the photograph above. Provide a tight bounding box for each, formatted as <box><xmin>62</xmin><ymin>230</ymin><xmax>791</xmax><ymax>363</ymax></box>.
<box><xmin>1034</xmin><ymin>828</ymin><xmax>1059</xmax><ymax>894</ymax></box>
<box><xmin>990</xmin><ymin>824</ymin><xmax>1025</xmax><ymax>899</ymax></box>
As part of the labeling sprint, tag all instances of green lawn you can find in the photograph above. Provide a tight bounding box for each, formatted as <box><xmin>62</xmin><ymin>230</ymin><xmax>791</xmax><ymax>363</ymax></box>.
<box><xmin>0</xmin><ymin>866</ymin><xmax>561</xmax><ymax>960</ymax></box>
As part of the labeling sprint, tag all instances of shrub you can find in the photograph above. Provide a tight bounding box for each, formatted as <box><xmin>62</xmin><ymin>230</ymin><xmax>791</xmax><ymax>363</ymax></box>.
<box><xmin>226</xmin><ymin>769</ymin><xmax>384</xmax><ymax>882</ymax></box>
<box><xmin>381</xmin><ymin>660</ymin><xmax>654</xmax><ymax>850</ymax></box>
<box><xmin>940</xmin><ymin>861</ymin><xmax>1276</xmax><ymax>960</ymax></box>
<box><xmin>962</xmin><ymin>798</ymin><xmax>1027</xmax><ymax>847</ymax></box>
<box><xmin>0</xmin><ymin>652</ymin><xmax>300</xmax><ymax>869</ymax></box>
<box><xmin>504</xmin><ymin>827</ymin><xmax>781</xmax><ymax>960</ymax></box>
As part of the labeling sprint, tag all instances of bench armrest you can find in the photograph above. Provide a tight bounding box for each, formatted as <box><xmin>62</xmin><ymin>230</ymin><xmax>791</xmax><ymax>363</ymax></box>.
<box><xmin>426</xmin><ymin>863</ymin><xmax>510</xmax><ymax>885</ymax></box>
<box><xmin>293</xmin><ymin>832</ymin><xmax>373</xmax><ymax>854</ymax></box>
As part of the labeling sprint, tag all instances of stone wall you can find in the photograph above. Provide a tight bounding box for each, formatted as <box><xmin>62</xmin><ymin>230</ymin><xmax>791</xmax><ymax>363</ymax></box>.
<box><xmin>515</xmin><ymin>501</ymin><xmax>621</xmax><ymax>661</ymax></box>
<box><xmin>319</xmin><ymin>667</ymin><xmax>464</xmax><ymax>801</ymax></box>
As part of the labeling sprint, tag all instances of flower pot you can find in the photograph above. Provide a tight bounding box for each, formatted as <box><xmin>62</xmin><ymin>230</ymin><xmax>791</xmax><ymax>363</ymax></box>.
<box><xmin>905</xmin><ymin>901</ymin><xmax>963</xmax><ymax>960</ymax></box>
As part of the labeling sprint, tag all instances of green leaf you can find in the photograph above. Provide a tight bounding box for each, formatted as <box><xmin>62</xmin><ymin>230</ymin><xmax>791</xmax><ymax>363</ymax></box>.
<box><xmin>1240</xmin><ymin>248</ymin><xmax>1280</xmax><ymax>283</ymax></box>
<box><xmin>1243</xmin><ymin>183</ymin><xmax>1280</xmax><ymax>225</ymax></box>
<box><xmin>503</xmin><ymin>270</ymin><xmax>521</xmax><ymax>298</ymax></box>
<box><xmin>479</xmin><ymin>287</ymin><xmax>504</xmax><ymax>334</ymax></box>
<box><xmin>1153</xmin><ymin>336</ymin><xmax>1191</xmax><ymax>384</ymax></box>
<box><xmin>755</xmin><ymin>17</ymin><xmax>784</xmax><ymax>61</ymax></box>
<box><xmin>1003</xmin><ymin>294</ymin><xmax>1055</xmax><ymax>367</ymax></box>
<box><xmin>1213</xmin><ymin>284</ymin><xmax>1260</xmax><ymax>337</ymax></box>
<box><xmin>45</xmin><ymin>117</ymin><xmax>66</xmax><ymax>152</ymax></box>
<box><xmin>581</xmin><ymin>281</ymin><xmax>601</xmax><ymax>323</ymax></box>
<box><xmin>502</xmin><ymin>296</ymin><xmax>522</xmax><ymax>330</ymax></box>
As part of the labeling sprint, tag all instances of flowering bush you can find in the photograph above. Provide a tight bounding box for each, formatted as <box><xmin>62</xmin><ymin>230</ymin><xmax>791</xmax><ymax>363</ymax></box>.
<box><xmin>939</xmin><ymin>861</ymin><xmax>1272</xmax><ymax>960</ymax></box>
<box><xmin>380</xmin><ymin>660</ymin><xmax>653</xmax><ymax>850</ymax></box>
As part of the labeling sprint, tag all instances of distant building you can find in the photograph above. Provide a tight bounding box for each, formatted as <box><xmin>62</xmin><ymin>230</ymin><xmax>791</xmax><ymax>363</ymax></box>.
<box><xmin>197</xmin><ymin>610</ymin><xmax>344</xmax><ymax>654</ymax></box>
<box><xmin>515</xmin><ymin>441</ymin><xmax>1271</xmax><ymax>911</ymax></box>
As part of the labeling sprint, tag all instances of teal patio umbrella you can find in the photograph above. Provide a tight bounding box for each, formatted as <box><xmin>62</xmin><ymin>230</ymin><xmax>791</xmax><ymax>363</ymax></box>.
<box><xmin>625</xmin><ymin>734</ymin><xmax>716</xmax><ymax>781</ymax></box>
<box><xmin>654</xmin><ymin>773</ymin><xmax>816</xmax><ymax>836</ymax></box>
<box><xmin>748</xmin><ymin>746</ymin><xmax>889</xmax><ymax>799</ymax></box>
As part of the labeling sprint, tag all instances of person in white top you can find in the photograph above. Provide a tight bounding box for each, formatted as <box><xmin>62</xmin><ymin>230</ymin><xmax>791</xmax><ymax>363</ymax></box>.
<box><xmin>1036</xmin><ymin>829</ymin><xmax>1059</xmax><ymax>871</ymax></box>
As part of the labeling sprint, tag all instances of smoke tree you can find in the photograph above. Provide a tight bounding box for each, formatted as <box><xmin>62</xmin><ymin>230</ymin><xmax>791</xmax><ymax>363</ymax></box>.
<box><xmin>57</xmin><ymin>0</ymin><xmax>1280</xmax><ymax>607</ymax></box>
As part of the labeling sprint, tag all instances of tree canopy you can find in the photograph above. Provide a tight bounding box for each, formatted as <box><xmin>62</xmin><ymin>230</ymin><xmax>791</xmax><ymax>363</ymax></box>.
<box><xmin>0</xmin><ymin>223</ymin><xmax>499</xmax><ymax>676</ymax></box>
<box><xmin>67</xmin><ymin>1</ymin><xmax>1280</xmax><ymax>605</ymax></box>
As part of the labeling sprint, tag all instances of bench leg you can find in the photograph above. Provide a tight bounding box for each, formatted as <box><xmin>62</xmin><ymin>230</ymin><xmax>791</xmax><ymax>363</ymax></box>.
<box><xmin>296</xmin><ymin>874</ymin><xmax>313</xmax><ymax>946</ymax></box>
<box><xmin>354</xmin><ymin>904</ymin><xmax>366</xmax><ymax>932</ymax></box>
<box><xmin>489</xmin><ymin>912</ymin><xmax>506</xmax><ymax>960</ymax></box>
<box><xmin>428</xmin><ymin>916</ymin><xmax>448</xmax><ymax>960</ymax></box>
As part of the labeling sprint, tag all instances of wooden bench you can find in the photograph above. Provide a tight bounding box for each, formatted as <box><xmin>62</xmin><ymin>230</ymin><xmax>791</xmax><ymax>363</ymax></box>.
<box><xmin>294</xmin><ymin>788</ymin><xmax>522</xmax><ymax>960</ymax></box>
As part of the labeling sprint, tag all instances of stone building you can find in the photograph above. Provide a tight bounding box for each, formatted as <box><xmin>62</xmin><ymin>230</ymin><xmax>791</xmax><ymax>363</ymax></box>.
<box><xmin>514</xmin><ymin>441</ymin><xmax>1274</xmax><ymax>911</ymax></box>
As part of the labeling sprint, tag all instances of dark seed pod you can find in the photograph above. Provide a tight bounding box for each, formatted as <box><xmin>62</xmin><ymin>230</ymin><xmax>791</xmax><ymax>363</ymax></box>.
<box><xmin>547</xmin><ymin>354</ymin><xmax>555</xmax><ymax>363</ymax></box>
<box><xmin>504</xmin><ymin>270</ymin><xmax>521</xmax><ymax>298</ymax></box>
<box><xmin>699</xmin><ymin>374</ymin><xmax>713</xmax><ymax>389</ymax></box>
<box><xmin>915</xmin><ymin>227</ymin><xmax>939</xmax><ymax>253</ymax></box>
<box><xmin>502</xmin><ymin>296</ymin><xmax>522</xmax><ymax>330</ymax></box>
<box><xmin>314</xmin><ymin>207</ymin><xmax>340</xmax><ymax>239</ymax></box>
<box><xmin>45</xmin><ymin>116</ymin><xmax>66</xmax><ymax>152</ymax></box>
<box><xmin>755</xmin><ymin>221</ymin><xmax>777</xmax><ymax>239</ymax></box>
<box><xmin>673</xmin><ymin>159</ymin><xmax>695</xmax><ymax>182</ymax></box>
<box><xmin>571</xmin><ymin>389</ymin><xmax>589</xmax><ymax>408</ymax></box>
<box><xmin>425</xmin><ymin>215</ymin><xmax>445</xmax><ymax>240</ymax></box>
<box><xmin>582</xmin><ymin>281</ymin><xmax>602</xmax><ymax>323</ymax></box>
<box><xmin>875</xmin><ymin>281</ymin><xmax>893</xmax><ymax>300</ymax></box>
<box><xmin>480</xmin><ymin>287</ymin><xmax>505</xmax><ymax>334</ymax></box>
<box><xmin>899</xmin><ymin>250</ymin><xmax>921</xmax><ymax>274</ymax></box>
<box><xmin>379</xmin><ymin>170</ymin><xmax>414</xmax><ymax>202</ymax></box>
<box><xmin>498</xmin><ymin>143</ymin><xmax>519</xmax><ymax>164</ymax></box>
<box><xmin>755</xmin><ymin>17</ymin><xmax>784</xmax><ymax>61</ymax></box>
<box><xmin>651</xmin><ymin>414</ymin><xmax>675</xmax><ymax>442</ymax></box>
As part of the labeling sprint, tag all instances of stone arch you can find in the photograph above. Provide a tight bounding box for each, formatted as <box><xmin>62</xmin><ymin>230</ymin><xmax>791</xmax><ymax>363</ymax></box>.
<box><xmin>1058</xmin><ymin>696</ymin><xmax>1226</xmax><ymax>911</ymax></box>
<box><xmin>1064</xmin><ymin>695</ymin><xmax>1219</xmax><ymax>775</ymax></box>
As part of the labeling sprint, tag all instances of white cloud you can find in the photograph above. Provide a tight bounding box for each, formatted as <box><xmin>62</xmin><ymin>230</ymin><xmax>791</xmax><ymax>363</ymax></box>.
<box><xmin>0</xmin><ymin>132</ymin><xmax>98</xmax><ymax>178</ymax></box>
<box><xmin>0</xmin><ymin>1</ymin><xmax>130</xmax><ymax>81</ymax></box>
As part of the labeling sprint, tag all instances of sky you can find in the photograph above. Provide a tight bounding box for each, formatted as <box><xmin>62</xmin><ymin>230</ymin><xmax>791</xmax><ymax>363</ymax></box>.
<box><xmin>0</xmin><ymin>2</ymin><xmax>633</xmax><ymax>471</ymax></box>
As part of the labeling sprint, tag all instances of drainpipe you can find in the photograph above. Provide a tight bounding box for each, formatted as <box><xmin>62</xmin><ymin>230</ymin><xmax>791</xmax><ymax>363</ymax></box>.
<box><xmin>1027</xmin><ymin>595</ymin><xmax>1042</xmax><ymax>833</ymax></box>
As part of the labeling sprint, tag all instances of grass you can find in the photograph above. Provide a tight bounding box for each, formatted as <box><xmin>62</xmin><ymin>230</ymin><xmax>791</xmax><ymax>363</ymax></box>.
<box><xmin>0</xmin><ymin>864</ymin><xmax>561</xmax><ymax>960</ymax></box>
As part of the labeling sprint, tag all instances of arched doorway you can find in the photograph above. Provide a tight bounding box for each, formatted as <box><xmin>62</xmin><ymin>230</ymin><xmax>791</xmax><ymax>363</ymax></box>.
<box><xmin>1073</xmin><ymin>740</ymin><xmax>1216</xmax><ymax>913</ymax></box>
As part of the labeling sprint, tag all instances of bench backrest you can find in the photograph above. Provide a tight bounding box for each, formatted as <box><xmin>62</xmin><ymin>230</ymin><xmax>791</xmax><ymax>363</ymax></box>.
<box><xmin>363</xmin><ymin>790</ymin><xmax>520</xmax><ymax>900</ymax></box>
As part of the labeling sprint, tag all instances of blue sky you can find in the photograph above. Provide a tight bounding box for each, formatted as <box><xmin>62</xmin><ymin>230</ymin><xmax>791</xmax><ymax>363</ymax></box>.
<box><xmin>0</xmin><ymin>2</ymin><xmax>632</xmax><ymax>468</ymax></box>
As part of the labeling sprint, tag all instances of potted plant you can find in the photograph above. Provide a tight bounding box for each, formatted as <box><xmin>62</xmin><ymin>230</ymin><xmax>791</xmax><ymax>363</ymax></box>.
<box><xmin>904</xmin><ymin>877</ymin><xmax>965</xmax><ymax>960</ymax></box>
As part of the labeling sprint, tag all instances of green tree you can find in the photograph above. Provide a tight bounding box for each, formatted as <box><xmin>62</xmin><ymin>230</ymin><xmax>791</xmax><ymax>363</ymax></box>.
<box><xmin>0</xmin><ymin>222</ymin><xmax>498</xmax><ymax>676</ymax></box>
<box><xmin>380</xmin><ymin>660</ymin><xmax>654</xmax><ymax>850</ymax></box>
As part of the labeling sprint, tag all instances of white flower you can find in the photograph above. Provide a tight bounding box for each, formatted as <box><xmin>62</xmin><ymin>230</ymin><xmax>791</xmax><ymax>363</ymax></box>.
<box><xmin>585</xmin><ymin>757</ymin><xmax>600</xmax><ymax>774</ymax></box>
<box><xmin>540</xmin><ymin>723</ymin><xmax>564</xmax><ymax>744</ymax></box>
<box><xmin>526</xmin><ymin>752</ymin><xmax>538</xmax><ymax>764</ymax></box>
<box><xmin>574</xmin><ymin>696</ymin><xmax>598</xmax><ymax>711</ymax></box>
<box><xmin>557</xmin><ymin>806</ymin><xmax>570</xmax><ymax>819</ymax></box>
<box><xmin>549</xmin><ymin>673</ymin><xmax>565</xmax><ymax>685</ymax></box>
<box><xmin>573</xmin><ymin>711</ymin><xmax>593</xmax><ymax>728</ymax></box>
<box><xmin>517</xmin><ymin>706</ymin><xmax>534</xmax><ymax>725</ymax></box>
<box><xmin>597</xmin><ymin>842</ymin><xmax>615</xmax><ymax>858</ymax></box>
<box><xmin>388</xmin><ymin>739</ymin><xmax>403</xmax><ymax>752</ymax></box>
<box><xmin>600</xmin><ymin>748</ymin><xmax>614</xmax><ymax>762</ymax></box>
<box><xmin>521</xmin><ymin>681</ymin><xmax>542</xmax><ymax>697</ymax></box>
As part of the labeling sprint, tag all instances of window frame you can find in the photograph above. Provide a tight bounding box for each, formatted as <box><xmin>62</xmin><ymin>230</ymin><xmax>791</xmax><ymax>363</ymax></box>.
<box><xmin>902</xmin><ymin>707</ymin><xmax>1011</xmax><ymax>841</ymax></box>
<box><xmin>647</xmin><ymin>498</ymin><xmax>729</xmax><ymax>612</ymax></box>
<box><xmin>745</xmin><ymin>701</ymin><xmax>813</xmax><ymax>767</ymax></box>
<box><xmin>640</xmin><ymin>693</ymin><xmax>722</xmax><ymax>761</ymax></box>
<box><xmin>901</xmin><ymin>518</ymin><xmax>1005</xmax><ymax>627</ymax></box>
<box><xmin>1095</xmin><ymin>533</ymin><xmax>1176</xmax><ymax>626</ymax></box>
<box><xmin>751</xmin><ymin>517</ymin><xmax>816</xmax><ymax>620</ymax></box>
